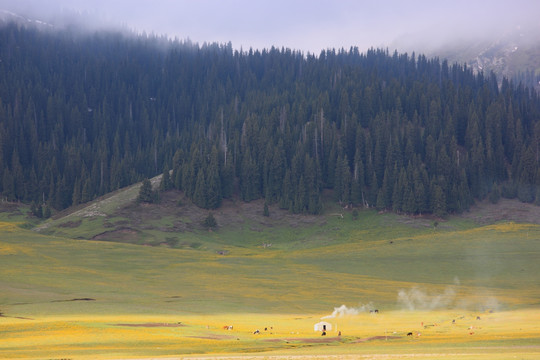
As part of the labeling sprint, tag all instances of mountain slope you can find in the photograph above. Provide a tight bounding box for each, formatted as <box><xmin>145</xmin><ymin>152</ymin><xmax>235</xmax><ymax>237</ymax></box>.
<box><xmin>1</xmin><ymin>23</ymin><xmax>540</xmax><ymax>219</ymax></box>
<box><xmin>395</xmin><ymin>24</ymin><xmax>540</xmax><ymax>90</ymax></box>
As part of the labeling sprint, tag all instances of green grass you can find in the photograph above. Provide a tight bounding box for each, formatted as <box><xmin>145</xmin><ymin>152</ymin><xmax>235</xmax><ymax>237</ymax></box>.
<box><xmin>2</xmin><ymin>209</ymin><xmax>540</xmax><ymax>316</ymax></box>
<box><xmin>1</xmin><ymin>194</ymin><xmax>540</xmax><ymax>359</ymax></box>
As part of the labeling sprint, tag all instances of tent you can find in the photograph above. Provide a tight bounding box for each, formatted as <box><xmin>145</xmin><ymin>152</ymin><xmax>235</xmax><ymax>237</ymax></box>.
<box><xmin>314</xmin><ymin>321</ymin><xmax>332</xmax><ymax>332</ymax></box>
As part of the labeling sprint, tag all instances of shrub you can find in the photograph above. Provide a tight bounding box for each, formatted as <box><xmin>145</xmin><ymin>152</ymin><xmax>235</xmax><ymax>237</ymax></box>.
<box><xmin>202</xmin><ymin>213</ymin><xmax>217</xmax><ymax>229</ymax></box>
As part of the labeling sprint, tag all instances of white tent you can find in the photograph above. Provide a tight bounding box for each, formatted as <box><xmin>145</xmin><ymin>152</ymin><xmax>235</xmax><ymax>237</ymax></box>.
<box><xmin>314</xmin><ymin>321</ymin><xmax>332</xmax><ymax>332</ymax></box>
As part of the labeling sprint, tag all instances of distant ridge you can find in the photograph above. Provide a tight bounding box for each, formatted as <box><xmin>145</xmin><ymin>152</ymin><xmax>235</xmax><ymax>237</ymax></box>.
<box><xmin>0</xmin><ymin>9</ymin><xmax>54</xmax><ymax>28</ymax></box>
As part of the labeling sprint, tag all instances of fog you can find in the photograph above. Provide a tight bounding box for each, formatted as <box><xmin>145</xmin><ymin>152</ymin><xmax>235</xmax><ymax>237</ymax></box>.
<box><xmin>1</xmin><ymin>0</ymin><xmax>539</xmax><ymax>53</ymax></box>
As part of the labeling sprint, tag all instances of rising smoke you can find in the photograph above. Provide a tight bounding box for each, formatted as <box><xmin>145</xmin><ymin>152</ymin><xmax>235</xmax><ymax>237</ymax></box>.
<box><xmin>397</xmin><ymin>286</ymin><xmax>457</xmax><ymax>311</ymax></box>
<box><xmin>397</xmin><ymin>277</ymin><xmax>502</xmax><ymax>311</ymax></box>
<box><xmin>322</xmin><ymin>303</ymin><xmax>374</xmax><ymax>319</ymax></box>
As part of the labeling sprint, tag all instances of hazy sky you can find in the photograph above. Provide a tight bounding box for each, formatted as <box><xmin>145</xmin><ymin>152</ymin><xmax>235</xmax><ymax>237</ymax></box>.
<box><xmin>1</xmin><ymin>0</ymin><xmax>539</xmax><ymax>53</ymax></box>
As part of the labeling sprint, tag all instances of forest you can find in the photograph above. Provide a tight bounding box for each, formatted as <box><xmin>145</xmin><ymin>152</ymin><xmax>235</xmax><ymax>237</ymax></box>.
<box><xmin>1</xmin><ymin>22</ymin><xmax>540</xmax><ymax>217</ymax></box>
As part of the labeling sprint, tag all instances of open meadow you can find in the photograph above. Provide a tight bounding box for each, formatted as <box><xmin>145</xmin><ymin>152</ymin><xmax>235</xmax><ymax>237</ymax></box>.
<box><xmin>1</xmin><ymin>191</ymin><xmax>540</xmax><ymax>359</ymax></box>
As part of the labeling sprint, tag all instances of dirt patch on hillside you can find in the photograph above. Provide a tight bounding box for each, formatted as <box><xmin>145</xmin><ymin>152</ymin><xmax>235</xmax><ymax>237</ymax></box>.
<box><xmin>93</xmin><ymin>228</ymin><xmax>140</xmax><ymax>242</ymax></box>
<box><xmin>50</xmin><ymin>298</ymin><xmax>95</xmax><ymax>302</ymax></box>
<box><xmin>394</xmin><ymin>198</ymin><xmax>540</xmax><ymax>229</ymax></box>
<box><xmin>214</xmin><ymin>197</ymin><xmax>325</xmax><ymax>230</ymax></box>
<box><xmin>114</xmin><ymin>190</ymin><xmax>325</xmax><ymax>233</ymax></box>
<box><xmin>460</xmin><ymin>198</ymin><xmax>540</xmax><ymax>225</ymax></box>
<box><xmin>0</xmin><ymin>202</ymin><xmax>24</xmax><ymax>218</ymax></box>
<box><xmin>58</xmin><ymin>220</ymin><xmax>82</xmax><ymax>228</ymax></box>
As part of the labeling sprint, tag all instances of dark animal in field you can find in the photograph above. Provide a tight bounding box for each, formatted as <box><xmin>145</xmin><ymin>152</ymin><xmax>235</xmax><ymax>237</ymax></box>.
<box><xmin>407</xmin><ymin>332</ymin><xmax>413</xmax><ymax>336</ymax></box>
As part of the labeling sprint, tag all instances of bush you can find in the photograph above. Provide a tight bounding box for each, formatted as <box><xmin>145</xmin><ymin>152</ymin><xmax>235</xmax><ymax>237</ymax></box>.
<box><xmin>202</xmin><ymin>213</ymin><xmax>217</xmax><ymax>229</ymax></box>
<box><xmin>165</xmin><ymin>237</ymin><xmax>179</xmax><ymax>247</ymax></box>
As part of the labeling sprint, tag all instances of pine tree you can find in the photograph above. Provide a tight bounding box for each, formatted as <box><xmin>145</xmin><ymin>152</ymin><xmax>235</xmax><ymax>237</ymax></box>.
<box><xmin>280</xmin><ymin>170</ymin><xmax>293</xmax><ymax>210</ymax></box>
<box><xmin>72</xmin><ymin>178</ymin><xmax>81</xmax><ymax>206</ymax></box>
<box><xmin>220</xmin><ymin>156</ymin><xmax>234</xmax><ymax>199</ymax></box>
<box><xmin>431</xmin><ymin>182</ymin><xmax>446</xmax><ymax>218</ymax></box>
<box><xmin>137</xmin><ymin>178</ymin><xmax>154</xmax><ymax>203</ymax></box>
<box><xmin>517</xmin><ymin>146</ymin><xmax>536</xmax><ymax>203</ymax></box>
<box><xmin>81</xmin><ymin>179</ymin><xmax>91</xmax><ymax>204</ymax></box>
<box><xmin>206</xmin><ymin>161</ymin><xmax>222</xmax><ymax>209</ymax></box>
<box><xmin>43</xmin><ymin>205</ymin><xmax>51</xmax><ymax>219</ymax></box>
<box><xmin>376</xmin><ymin>188</ymin><xmax>386</xmax><ymax>210</ymax></box>
<box><xmin>193</xmin><ymin>169</ymin><xmax>208</xmax><ymax>208</ymax></box>
<box><xmin>160</xmin><ymin>164</ymin><xmax>172</xmax><ymax>192</ymax></box>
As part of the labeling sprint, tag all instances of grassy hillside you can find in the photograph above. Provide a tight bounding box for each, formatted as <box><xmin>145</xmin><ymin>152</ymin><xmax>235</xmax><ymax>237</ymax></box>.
<box><xmin>1</xmin><ymin>182</ymin><xmax>540</xmax><ymax>359</ymax></box>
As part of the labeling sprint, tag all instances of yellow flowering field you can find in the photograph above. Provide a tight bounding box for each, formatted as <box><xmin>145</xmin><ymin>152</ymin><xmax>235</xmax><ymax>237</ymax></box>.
<box><xmin>1</xmin><ymin>214</ymin><xmax>539</xmax><ymax>359</ymax></box>
<box><xmin>1</xmin><ymin>310</ymin><xmax>540</xmax><ymax>359</ymax></box>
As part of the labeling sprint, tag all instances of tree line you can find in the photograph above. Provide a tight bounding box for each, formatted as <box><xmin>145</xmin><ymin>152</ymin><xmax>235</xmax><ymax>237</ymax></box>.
<box><xmin>1</xmin><ymin>23</ymin><xmax>539</xmax><ymax>217</ymax></box>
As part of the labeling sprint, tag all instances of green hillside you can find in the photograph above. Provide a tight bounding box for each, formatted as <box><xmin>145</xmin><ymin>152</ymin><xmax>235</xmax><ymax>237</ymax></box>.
<box><xmin>2</xmin><ymin>189</ymin><xmax>540</xmax><ymax>315</ymax></box>
<box><xmin>2</xmin><ymin>191</ymin><xmax>540</xmax><ymax>358</ymax></box>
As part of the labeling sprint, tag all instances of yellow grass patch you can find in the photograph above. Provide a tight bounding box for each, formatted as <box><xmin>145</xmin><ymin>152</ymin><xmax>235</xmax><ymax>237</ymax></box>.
<box><xmin>0</xmin><ymin>242</ymin><xmax>19</xmax><ymax>255</ymax></box>
<box><xmin>1</xmin><ymin>310</ymin><xmax>539</xmax><ymax>359</ymax></box>
<box><xmin>0</xmin><ymin>221</ymin><xmax>21</xmax><ymax>232</ymax></box>
<box><xmin>457</xmin><ymin>222</ymin><xmax>539</xmax><ymax>235</ymax></box>
<box><xmin>0</xmin><ymin>241</ymin><xmax>34</xmax><ymax>256</ymax></box>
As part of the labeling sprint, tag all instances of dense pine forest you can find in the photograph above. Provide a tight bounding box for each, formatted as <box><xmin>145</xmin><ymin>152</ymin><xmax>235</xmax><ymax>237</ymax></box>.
<box><xmin>1</xmin><ymin>23</ymin><xmax>540</xmax><ymax>217</ymax></box>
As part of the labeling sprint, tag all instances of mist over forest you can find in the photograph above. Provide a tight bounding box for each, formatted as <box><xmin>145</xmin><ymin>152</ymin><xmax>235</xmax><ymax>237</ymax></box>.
<box><xmin>0</xmin><ymin>20</ymin><xmax>539</xmax><ymax>217</ymax></box>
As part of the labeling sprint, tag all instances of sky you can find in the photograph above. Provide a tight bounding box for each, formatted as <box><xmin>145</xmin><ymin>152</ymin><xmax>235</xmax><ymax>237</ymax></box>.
<box><xmin>1</xmin><ymin>0</ymin><xmax>539</xmax><ymax>53</ymax></box>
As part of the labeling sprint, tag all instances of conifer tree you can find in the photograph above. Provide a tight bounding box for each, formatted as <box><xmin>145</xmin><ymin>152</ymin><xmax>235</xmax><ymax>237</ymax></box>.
<box><xmin>193</xmin><ymin>169</ymin><xmax>208</xmax><ymax>208</ymax></box>
<box><xmin>137</xmin><ymin>178</ymin><xmax>154</xmax><ymax>204</ymax></box>
<box><xmin>160</xmin><ymin>164</ymin><xmax>172</xmax><ymax>192</ymax></box>
<box><xmin>431</xmin><ymin>183</ymin><xmax>447</xmax><ymax>218</ymax></box>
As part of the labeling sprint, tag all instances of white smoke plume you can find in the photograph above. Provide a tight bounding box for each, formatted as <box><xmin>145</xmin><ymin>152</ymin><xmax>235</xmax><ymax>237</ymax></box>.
<box><xmin>322</xmin><ymin>303</ymin><xmax>374</xmax><ymax>319</ymax></box>
<box><xmin>456</xmin><ymin>293</ymin><xmax>503</xmax><ymax>312</ymax></box>
<box><xmin>397</xmin><ymin>277</ymin><xmax>503</xmax><ymax>311</ymax></box>
<box><xmin>397</xmin><ymin>286</ymin><xmax>457</xmax><ymax>311</ymax></box>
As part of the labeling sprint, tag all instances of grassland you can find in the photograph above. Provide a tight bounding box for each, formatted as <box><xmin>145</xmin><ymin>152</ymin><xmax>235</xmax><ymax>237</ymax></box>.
<box><xmin>1</xmin><ymin>185</ymin><xmax>540</xmax><ymax>359</ymax></box>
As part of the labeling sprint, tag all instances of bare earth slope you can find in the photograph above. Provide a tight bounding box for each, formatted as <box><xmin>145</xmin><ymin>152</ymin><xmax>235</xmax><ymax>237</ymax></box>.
<box><xmin>461</xmin><ymin>198</ymin><xmax>540</xmax><ymax>225</ymax></box>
